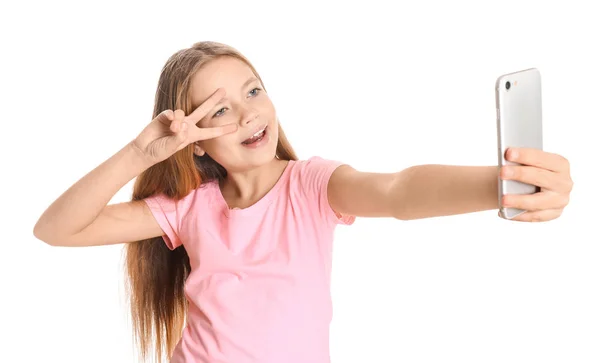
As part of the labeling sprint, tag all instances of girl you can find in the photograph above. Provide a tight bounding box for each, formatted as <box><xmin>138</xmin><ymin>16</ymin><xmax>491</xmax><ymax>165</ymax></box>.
<box><xmin>33</xmin><ymin>41</ymin><xmax>573</xmax><ymax>363</ymax></box>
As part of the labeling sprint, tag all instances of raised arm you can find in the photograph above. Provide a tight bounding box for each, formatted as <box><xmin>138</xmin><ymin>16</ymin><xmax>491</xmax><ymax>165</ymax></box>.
<box><xmin>328</xmin><ymin>164</ymin><xmax>497</xmax><ymax>220</ymax></box>
<box><xmin>33</xmin><ymin>143</ymin><xmax>162</xmax><ymax>247</ymax></box>
<box><xmin>33</xmin><ymin>88</ymin><xmax>237</xmax><ymax>247</ymax></box>
<box><xmin>328</xmin><ymin>148</ymin><xmax>572</xmax><ymax>222</ymax></box>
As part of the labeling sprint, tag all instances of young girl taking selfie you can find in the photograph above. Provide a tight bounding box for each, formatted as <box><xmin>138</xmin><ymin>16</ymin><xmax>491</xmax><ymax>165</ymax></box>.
<box><xmin>33</xmin><ymin>41</ymin><xmax>573</xmax><ymax>363</ymax></box>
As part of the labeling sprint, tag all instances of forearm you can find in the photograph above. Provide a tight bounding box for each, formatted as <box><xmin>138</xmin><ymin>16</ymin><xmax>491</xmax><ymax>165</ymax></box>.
<box><xmin>391</xmin><ymin>164</ymin><xmax>498</xmax><ymax>220</ymax></box>
<box><xmin>33</xmin><ymin>142</ymin><xmax>154</xmax><ymax>240</ymax></box>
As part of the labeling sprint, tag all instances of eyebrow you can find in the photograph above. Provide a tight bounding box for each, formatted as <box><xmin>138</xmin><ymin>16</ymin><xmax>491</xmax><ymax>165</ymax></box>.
<box><xmin>218</xmin><ymin>76</ymin><xmax>259</xmax><ymax>102</ymax></box>
<box><xmin>193</xmin><ymin>76</ymin><xmax>259</xmax><ymax>113</ymax></box>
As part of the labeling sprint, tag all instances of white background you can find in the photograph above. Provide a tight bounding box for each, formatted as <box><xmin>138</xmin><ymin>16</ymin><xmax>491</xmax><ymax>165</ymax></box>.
<box><xmin>3</xmin><ymin>0</ymin><xmax>598</xmax><ymax>362</ymax></box>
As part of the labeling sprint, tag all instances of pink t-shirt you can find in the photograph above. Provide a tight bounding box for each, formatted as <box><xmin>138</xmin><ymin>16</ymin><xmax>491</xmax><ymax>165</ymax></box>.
<box><xmin>143</xmin><ymin>156</ymin><xmax>355</xmax><ymax>363</ymax></box>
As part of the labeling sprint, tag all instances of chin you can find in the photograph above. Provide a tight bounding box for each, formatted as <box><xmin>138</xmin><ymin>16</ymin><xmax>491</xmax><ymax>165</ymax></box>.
<box><xmin>250</xmin><ymin>141</ymin><xmax>278</xmax><ymax>166</ymax></box>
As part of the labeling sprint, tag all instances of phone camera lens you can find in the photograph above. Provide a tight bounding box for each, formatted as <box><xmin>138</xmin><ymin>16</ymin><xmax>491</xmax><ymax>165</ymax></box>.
<box><xmin>505</xmin><ymin>81</ymin><xmax>511</xmax><ymax>90</ymax></box>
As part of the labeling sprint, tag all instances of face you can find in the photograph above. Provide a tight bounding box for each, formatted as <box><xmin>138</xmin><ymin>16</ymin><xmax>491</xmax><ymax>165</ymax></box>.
<box><xmin>189</xmin><ymin>56</ymin><xmax>279</xmax><ymax>173</ymax></box>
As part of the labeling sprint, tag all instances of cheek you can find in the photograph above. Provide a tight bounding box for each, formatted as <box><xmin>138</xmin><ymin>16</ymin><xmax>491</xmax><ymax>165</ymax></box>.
<box><xmin>201</xmin><ymin>133</ymin><xmax>237</xmax><ymax>152</ymax></box>
<box><xmin>265</xmin><ymin>100</ymin><xmax>276</xmax><ymax>116</ymax></box>
<box><xmin>265</xmin><ymin>123</ymin><xmax>279</xmax><ymax>148</ymax></box>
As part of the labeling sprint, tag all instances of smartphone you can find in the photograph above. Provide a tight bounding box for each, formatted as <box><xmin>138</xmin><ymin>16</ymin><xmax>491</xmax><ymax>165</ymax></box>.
<box><xmin>495</xmin><ymin>68</ymin><xmax>544</xmax><ymax>219</ymax></box>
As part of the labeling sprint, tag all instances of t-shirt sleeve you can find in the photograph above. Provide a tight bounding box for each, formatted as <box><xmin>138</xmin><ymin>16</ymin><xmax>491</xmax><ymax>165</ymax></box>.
<box><xmin>300</xmin><ymin>156</ymin><xmax>356</xmax><ymax>226</ymax></box>
<box><xmin>143</xmin><ymin>193</ymin><xmax>184</xmax><ymax>250</ymax></box>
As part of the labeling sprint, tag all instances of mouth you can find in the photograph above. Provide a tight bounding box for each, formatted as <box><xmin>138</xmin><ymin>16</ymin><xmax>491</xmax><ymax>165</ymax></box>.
<box><xmin>241</xmin><ymin>125</ymin><xmax>267</xmax><ymax>145</ymax></box>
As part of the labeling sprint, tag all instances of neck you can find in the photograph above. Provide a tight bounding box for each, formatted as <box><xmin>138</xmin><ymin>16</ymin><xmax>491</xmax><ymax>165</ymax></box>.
<box><xmin>220</xmin><ymin>157</ymin><xmax>289</xmax><ymax>208</ymax></box>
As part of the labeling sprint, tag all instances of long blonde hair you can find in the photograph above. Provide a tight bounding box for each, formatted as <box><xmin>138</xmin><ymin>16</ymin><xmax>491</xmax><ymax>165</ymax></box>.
<box><xmin>123</xmin><ymin>41</ymin><xmax>298</xmax><ymax>363</ymax></box>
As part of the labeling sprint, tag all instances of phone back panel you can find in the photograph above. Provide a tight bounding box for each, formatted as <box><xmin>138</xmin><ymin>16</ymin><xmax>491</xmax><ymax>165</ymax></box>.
<box><xmin>496</xmin><ymin>68</ymin><xmax>543</xmax><ymax>219</ymax></box>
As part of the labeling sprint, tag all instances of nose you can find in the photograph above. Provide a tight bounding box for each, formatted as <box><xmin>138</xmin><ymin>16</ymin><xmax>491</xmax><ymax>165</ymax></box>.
<box><xmin>240</xmin><ymin>106</ymin><xmax>259</xmax><ymax>126</ymax></box>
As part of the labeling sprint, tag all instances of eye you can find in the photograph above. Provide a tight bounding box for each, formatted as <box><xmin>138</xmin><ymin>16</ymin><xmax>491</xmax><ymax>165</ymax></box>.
<box><xmin>213</xmin><ymin>107</ymin><xmax>226</xmax><ymax>117</ymax></box>
<box><xmin>212</xmin><ymin>88</ymin><xmax>263</xmax><ymax>118</ymax></box>
<box><xmin>249</xmin><ymin>87</ymin><xmax>262</xmax><ymax>96</ymax></box>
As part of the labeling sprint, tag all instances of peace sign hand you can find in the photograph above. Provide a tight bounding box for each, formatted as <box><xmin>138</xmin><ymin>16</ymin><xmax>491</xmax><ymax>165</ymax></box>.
<box><xmin>132</xmin><ymin>88</ymin><xmax>237</xmax><ymax>165</ymax></box>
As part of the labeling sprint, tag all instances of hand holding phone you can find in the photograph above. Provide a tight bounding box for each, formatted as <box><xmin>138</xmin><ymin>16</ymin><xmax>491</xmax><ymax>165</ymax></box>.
<box><xmin>495</xmin><ymin>68</ymin><xmax>544</xmax><ymax>219</ymax></box>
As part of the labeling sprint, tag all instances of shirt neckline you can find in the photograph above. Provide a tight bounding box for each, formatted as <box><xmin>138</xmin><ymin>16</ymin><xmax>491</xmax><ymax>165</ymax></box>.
<box><xmin>211</xmin><ymin>160</ymin><xmax>294</xmax><ymax>218</ymax></box>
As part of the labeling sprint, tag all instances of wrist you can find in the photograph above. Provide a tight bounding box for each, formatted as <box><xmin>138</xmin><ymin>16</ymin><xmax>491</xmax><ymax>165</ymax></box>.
<box><xmin>125</xmin><ymin>140</ymin><xmax>156</xmax><ymax>173</ymax></box>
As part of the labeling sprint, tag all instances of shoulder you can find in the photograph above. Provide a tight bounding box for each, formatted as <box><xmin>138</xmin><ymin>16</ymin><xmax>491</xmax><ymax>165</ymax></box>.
<box><xmin>290</xmin><ymin>156</ymin><xmax>348</xmax><ymax>181</ymax></box>
<box><xmin>286</xmin><ymin>156</ymin><xmax>343</xmax><ymax>194</ymax></box>
<box><xmin>143</xmin><ymin>182</ymin><xmax>217</xmax><ymax>214</ymax></box>
<box><xmin>288</xmin><ymin>156</ymin><xmax>355</xmax><ymax>225</ymax></box>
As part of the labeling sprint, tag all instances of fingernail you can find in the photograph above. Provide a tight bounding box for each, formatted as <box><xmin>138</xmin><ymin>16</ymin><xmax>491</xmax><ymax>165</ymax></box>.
<box><xmin>509</xmin><ymin>148</ymin><xmax>518</xmax><ymax>160</ymax></box>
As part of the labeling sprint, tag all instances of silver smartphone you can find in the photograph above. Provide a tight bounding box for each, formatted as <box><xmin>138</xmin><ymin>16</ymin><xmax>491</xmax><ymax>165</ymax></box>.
<box><xmin>495</xmin><ymin>68</ymin><xmax>544</xmax><ymax>219</ymax></box>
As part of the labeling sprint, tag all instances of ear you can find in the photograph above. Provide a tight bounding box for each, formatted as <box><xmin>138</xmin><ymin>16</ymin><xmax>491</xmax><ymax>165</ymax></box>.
<box><xmin>193</xmin><ymin>142</ymin><xmax>206</xmax><ymax>157</ymax></box>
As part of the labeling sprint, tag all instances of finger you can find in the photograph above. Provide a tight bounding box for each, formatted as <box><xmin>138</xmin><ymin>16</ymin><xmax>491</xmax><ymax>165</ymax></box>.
<box><xmin>502</xmin><ymin>191</ymin><xmax>569</xmax><ymax>211</ymax></box>
<box><xmin>170</xmin><ymin>112</ymin><xmax>192</xmax><ymax>149</ymax></box>
<box><xmin>171</xmin><ymin>109</ymin><xmax>185</xmax><ymax>133</ymax></box>
<box><xmin>506</xmin><ymin>147</ymin><xmax>570</xmax><ymax>174</ymax></box>
<box><xmin>168</xmin><ymin>123</ymin><xmax>191</xmax><ymax>153</ymax></box>
<box><xmin>500</xmin><ymin>165</ymin><xmax>554</xmax><ymax>190</ymax></box>
<box><xmin>500</xmin><ymin>165</ymin><xmax>572</xmax><ymax>193</ymax></box>
<box><xmin>186</xmin><ymin>88</ymin><xmax>226</xmax><ymax>124</ymax></box>
<box><xmin>510</xmin><ymin>208</ymin><xmax>563</xmax><ymax>223</ymax></box>
<box><xmin>192</xmin><ymin>123</ymin><xmax>238</xmax><ymax>141</ymax></box>
<box><xmin>155</xmin><ymin>109</ymin><xmax>175</xmax><ymax>126</ymax></box>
